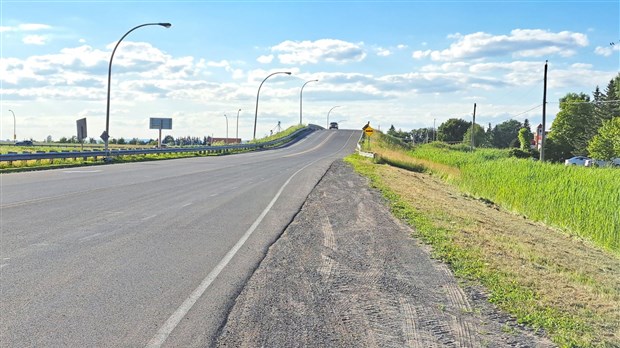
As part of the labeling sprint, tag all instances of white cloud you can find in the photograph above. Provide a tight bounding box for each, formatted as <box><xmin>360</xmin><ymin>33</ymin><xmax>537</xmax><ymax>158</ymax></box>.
<box><xmin>594</xmin><ymin>44</ymin><xmax>619</xmax><ymax>57</ymax></box>
<box><xmin>376</xmin><ymin>48</ymin><xmax>391</xmax><ymax>57</ymax></box>
<box><xmin>207</xmin><ymin>60</ymin><xmax>230</xmax><ymax>68</ymax></box>
<box><xmin>257</xmin><ymin>54</ymin><xmax>274</xmax><ymax>64</ymax></box>
<box><xmin>1</xmin><ymin>23</ymin><xmax>51</xmax><ymax>32</ymax></box>
<box><xmin>413</xmin><ymin>29</ymin><xmax>589</xmax><ymax>61</ymax></box>
<box><xmin>19</xmin><ymin>23</ymin><xmax>52</xmax><ymax>31</ymax></box>
<box><xmin>397</xmin><ymin>44</ymin><xmax>408</xmax><ymax>50</ymax></box>
<box><xmin>23</xmin><ymin>35</ymin><xmax>47</xmax><ymax>45</ymax></box>
<box><xmin>269</xmin><ymin>39</ymin><xmax>366</xmax><ymax>65</ymax></box>
<box><xmin>412</xmin><ymin>50</ymin><xmax>431</xmax><ymax>59</ymax></box>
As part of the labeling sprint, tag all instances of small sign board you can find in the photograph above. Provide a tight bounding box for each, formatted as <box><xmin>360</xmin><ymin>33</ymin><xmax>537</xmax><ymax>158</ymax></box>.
<box><xmin>364</xmin><ymin>126</ymin><xmax>374</xmax><ymax>136</ymax></box>
<box><xmin>150</xmin><ymin>118</ymin><xmax>172</xmax><ymax>130</ymax></box>
<box><xmin>76</xmin><ymin>118</ymin><xmax>87</xmax><ymax>141</ymax></box>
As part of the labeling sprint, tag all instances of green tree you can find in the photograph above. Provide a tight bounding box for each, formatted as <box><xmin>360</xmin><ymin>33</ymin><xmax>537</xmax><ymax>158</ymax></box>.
<box><xmin>601</xmin><ymin>76</ymin><xmax>620</xmax><ymax>120</ymax></box>
<box><xmin>462</xmin><ymin>123</ymin><xmax>488</xmax><ymax>147</ymax></box>
<box><xmin>388</xmin><ymin>124</ymin><xmax>397</xmax><ymax>136</ymax></box>
<box><xmin>548</xmin><ymin>92</ymin><xmax>596</xmax><ymax>155</ymax></box>
<box><xmin>490</xmin><ymin>119</ymin><xmax>523</xmax><ymax>148</ymax></box>
<box><xmin>588</xmin><ymin>117</ymin><xmax>620</xmax><ymax>160</ymax></box>
<box><xmin>437</xmin><ymin>118</ymin><xmax>469</xmax><ymax>142</ymax></box>
<box><xmin>518</xmin><ymin>127</ymin><xmax>534</xmax><ymax>150</ymax></box>
<box><xmin>162</xmin><ymin>135</ymin><xmax>175</xmax><ymax>144</ymax></box>
<box><xmin>543</xmin><ymin>136</ymin><xmax>574</xmax><ymax>162</ymax></box>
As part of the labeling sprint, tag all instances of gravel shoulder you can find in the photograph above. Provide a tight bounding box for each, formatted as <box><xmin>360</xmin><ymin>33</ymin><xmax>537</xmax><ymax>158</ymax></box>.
<box><xmin>215</xmin><ymin>160</ymin><xmax>554</xmax><ymax>347</ymax></box>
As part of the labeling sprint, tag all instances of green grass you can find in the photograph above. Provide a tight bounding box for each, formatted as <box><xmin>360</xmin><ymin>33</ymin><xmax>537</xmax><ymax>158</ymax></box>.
<box><xmin>407</xmin><ymin>142</ymin><xmax>620</xmax><ymax>253</ymax></box>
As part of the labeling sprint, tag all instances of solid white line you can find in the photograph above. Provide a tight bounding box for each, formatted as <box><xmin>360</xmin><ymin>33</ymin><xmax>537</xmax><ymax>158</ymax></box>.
<box><xmin>145</xmin><ymin>131</ymin><xmax>357</xmax><ymax>348</ymax></box>
<box><xmin>0</xmin><ymin>263</ymin><xmax>9</xmax><ymax>269</ymax></box>
<box><xmin>145</xmin><ymin>161</ymin><xmax>315</xmax><ymax>348</ymax></box>
<box><xmin>282</xmin><ymin>132</ymin><xmax>335</xmax><ymax>158</ymax></box>
<box><xmin>62</xmin><ymin>170</ymin><xmax>102</xmax><ymax>173</ymax></box>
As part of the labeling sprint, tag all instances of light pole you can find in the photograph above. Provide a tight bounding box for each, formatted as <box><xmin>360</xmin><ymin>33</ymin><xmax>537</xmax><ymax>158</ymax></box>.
<box><xmin>253</xmin><ymin>71</ymin><xmax>292</xmax><ymax>140</ymax></box>
<box><xmin>104</xmin><ymin>22</ymin><xmax>171</xmax><ymax>157</ymax></box>
<box><xmin>8</xmin><ymin>109</ymin><xmax>16</xmax><ymax>141</ymax></box>
<box><xmin>223</xmin><ymin>114</ymin><xmax>229</xmax><ymax>143</ymax></box>
<box><xmin>236</xmin><ymin>108</ymin><xmax>241</xmax><ymax>140</ymax></box>
<box><xmin>300</xmin><ymin>79</ymin><xmax>318</xmax><ymax>125</ymax></box>
<box><xmin>327</xmin><ymin>105</ymin><xmax>341</xmax><ymax>128</ymax></box>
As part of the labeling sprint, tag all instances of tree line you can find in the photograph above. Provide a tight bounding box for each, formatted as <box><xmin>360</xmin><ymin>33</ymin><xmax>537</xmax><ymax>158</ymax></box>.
<box><xmin>387</xmin><ymin>73</ymin><xmax>620</xmax><ymax>162</ymax></box>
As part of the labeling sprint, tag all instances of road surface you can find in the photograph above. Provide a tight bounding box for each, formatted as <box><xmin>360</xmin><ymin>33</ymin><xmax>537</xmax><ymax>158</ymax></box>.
<box><xmin>0</xmin><ymin>129</ymin><xmax>359</xmax><ymax>347</ymax></box>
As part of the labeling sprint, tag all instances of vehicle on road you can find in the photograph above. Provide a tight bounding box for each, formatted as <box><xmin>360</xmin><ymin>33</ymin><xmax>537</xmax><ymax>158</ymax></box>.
<box><xmin>585</xmin><ymin>158</ymin><xmax>620</xmax><ymax>167</ymax></box>
<box><xmin>584</xmin><ymin>158</ymin><xmax>608</xmax><ymax>167</ymax></box>
<box><xmin>15</xmin><ymin>140</ymin><xmax>33</xmax><ymax>146</ymax></box>
<box><xmin>329</xmin><ymin>122</ymin><xmax>338</xmax><ymax>130</ymax></box>
<box><xmin>564</xmin><ymin>156</ymin><xmax>590</xmax><ymax>166</ymax></box>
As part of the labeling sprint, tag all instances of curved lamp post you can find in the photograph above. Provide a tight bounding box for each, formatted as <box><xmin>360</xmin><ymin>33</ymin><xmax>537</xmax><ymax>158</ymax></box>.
<box><xmin>236</xmin><ymin>108</ymin><xmax>241</xmax><ymax>140</ymax></box>
<box><xmin>8</xmin><ymin>109</ymin><xmax>16</xmax><ymax>141</ymax></box>
<box><xmin>299</xmin><ymin>79</ymin><xmax>318</xmax><ymax>125</ymax></box>
<box><xmin>104</xmin><ymin>22</ymin><xmax>171</xmax><ymax>156</ymax></box>
<box><xmin>253</xmin><ymin>71</ymin><xmax>291</xmax><ymax>140</ymax></box>
<box><xmin>327</xmin><ymin>105</ymin><xmax>341</xmax><ymax>128</ymax></box>
<box><xmin>223</xmin><ymin>114</ymin><xmax>229</xmax><ymax>143</ymax></box>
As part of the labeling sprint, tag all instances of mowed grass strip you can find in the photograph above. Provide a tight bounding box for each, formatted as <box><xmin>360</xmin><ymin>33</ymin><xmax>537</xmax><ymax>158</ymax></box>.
<box><xmin>345</xmin><ymin>154</ymin><xmax>620</xmax><ymax>348</ymax></box>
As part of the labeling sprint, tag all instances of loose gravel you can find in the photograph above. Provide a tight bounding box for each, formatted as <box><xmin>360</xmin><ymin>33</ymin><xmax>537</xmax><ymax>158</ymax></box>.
<box><xmin>215</xmin><ymin>160</ymin><xmax>554</xmax><ymax>347</ymax></box>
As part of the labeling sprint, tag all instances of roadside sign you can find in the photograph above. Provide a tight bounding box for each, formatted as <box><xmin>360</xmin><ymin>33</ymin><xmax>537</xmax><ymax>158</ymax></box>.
<box><xmin>364</xmin><ymin>126</ymin><xmax>374</xmax><ymax>136</ymax></box>
<box><xmin>76</xmin><ymin>118</ymin><xmax>87</xmax><ymax>141</ymax></box>
<box><xmin>150</xmin><ymin>118</ymin><xmax>172</xmax><ymax>130</ymax></box>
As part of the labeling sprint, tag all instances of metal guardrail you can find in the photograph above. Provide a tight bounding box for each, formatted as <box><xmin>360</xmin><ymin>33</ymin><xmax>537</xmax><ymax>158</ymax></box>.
<box><xmin>0</xmin><ymin>126</ymin><xmax>317</xmax><ymax>163</ymax></box>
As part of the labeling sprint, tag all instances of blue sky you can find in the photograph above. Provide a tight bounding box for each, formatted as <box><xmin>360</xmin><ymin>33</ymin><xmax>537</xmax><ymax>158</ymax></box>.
<box><xmin>1</xmin><ymin>0</ymin><xmax>619</xmax><ymax>141</ymax></box>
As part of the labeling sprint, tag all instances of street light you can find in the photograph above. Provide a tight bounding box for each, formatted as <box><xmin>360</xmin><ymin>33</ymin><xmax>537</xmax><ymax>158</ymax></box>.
<box><xmin>8</xmin><ymin>109</ymin><xmax>16</xmax><ymax>141</ymax></box>
<box><xmin>253</xmin><ymin>71</ymin><xmax>292</xmax><ymax>140</ymax></box>
<box><xmin>104</xmin><ymin>22</ymin><xmax>171</xmax><ymax>157</ymax></box>
<box><xmin>223</xmin><ymin>114</ymin><xmax>229</xmax><ymax>143</ymax></box>
<box><xmin>327</xmin><ymin>105</ymin><xmax>341</xmax><ymax>128</ymax></box>
<box><xmin>236</xmin><ymin>109</ymin><xmax>241</xmax><ymax>140</ymax></box>
<box><xmin>300</xmin><ymin>79</ymin><xmax>318</xmax><ymax>125</ymax></box>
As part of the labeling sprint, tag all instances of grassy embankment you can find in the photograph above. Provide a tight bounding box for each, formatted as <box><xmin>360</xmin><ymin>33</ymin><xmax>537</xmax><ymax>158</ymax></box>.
<box><xmin>347</xmin><ymin>133</ymin><xmax>619</xmax><ymax>347</ymax></box>
<box><xmin>0</xmin><ymin>125</ymin><xmax>305</xmax><ymax>173</ymax></box>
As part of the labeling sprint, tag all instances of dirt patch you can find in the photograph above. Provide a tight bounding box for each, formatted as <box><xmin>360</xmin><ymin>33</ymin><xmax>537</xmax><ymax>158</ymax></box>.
<box><xmin>215</xmin><ymin>161</ymin><xmax>554</xmax><ymax>347</ymax></box>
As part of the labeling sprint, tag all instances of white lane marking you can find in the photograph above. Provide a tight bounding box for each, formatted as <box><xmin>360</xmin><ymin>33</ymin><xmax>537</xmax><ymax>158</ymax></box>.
<box><xmin>209</xmin><ymin>193</ymin><xmax>219</xmax><ymax>197</ymax></box>
<box><xmin>145</xmin><ymin>157</ymin><xmax>326</xmax><ymax>348</ymax></box>
<box><xmin>142</xmin><ymin>215</ymin><xmax>157</xmax><ymax>221</ymax></box>
<box><xmin>79</xmin><ymin>233</ymin><xmax>102</xmax><ymax>242</ymax></box>
<box><xmin>0</xmin><ymin>264</ymin><xmax>9</xmax><ymax>269</ymax></box>
<box><xmin>63</xmin><ymin>170</ymin><xmax>102</xmax><ymax>173</ymax></box>
<box><xmin>181</xmin><ymin>203</ymin><xmax>192</xmax><ymax>208</ymax></box>
<box><xmin>282</xmin><ymin>132</ymin><xmax>335</xmax><ymax>158</ymax></box>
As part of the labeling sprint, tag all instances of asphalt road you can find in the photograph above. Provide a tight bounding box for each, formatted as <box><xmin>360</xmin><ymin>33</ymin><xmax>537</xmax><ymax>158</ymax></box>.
<box><xmin>0</xmin><ymin>129</ymin><xmax>359</xmax><ymax>347</ymax></box>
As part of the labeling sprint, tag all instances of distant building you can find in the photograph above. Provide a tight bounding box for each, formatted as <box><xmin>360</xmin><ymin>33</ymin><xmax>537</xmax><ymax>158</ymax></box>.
<box><xmin>533</xmin><ymin>124</ymin><xmax>549</xmax><ymax>149</ymax></box>
<box><xmin>207</xmin><ymin>136</ymin><xmax>241</xmax><ymax>145</ymax></box>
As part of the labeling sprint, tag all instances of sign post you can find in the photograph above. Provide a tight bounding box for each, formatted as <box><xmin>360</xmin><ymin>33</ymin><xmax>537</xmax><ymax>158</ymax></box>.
<box><xmin>76</xmin><ymin>118</ymin><xmax>87</xmax><ymax>150</ymax></box>
<box><xmin>150</xmin><ymin>118</ymin><xmax>172</xmax><ymax>148</ymax></box>
<box><xmin>362</xmin><ymin>122</ymin><xmax>374</xmax><ymax>150</ymax></box>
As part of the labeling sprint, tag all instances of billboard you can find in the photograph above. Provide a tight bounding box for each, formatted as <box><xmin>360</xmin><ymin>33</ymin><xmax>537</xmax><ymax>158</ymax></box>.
<box><xmin>150</xmin><ymin>118</ymin><xmax>172</xmax><ymax>130</ymax></box>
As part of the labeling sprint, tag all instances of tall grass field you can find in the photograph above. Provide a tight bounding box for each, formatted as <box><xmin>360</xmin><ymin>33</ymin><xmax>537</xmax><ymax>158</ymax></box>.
<box><xmin>373</xmin><ymin>135</ymin><xmax>620</xmax><ymax>253</ymax></box>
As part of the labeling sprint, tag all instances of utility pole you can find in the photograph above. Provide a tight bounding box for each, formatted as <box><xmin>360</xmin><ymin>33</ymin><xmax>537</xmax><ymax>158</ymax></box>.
<box><xmin>433</xmin><ymin>118</ymin><xmax>436</xmax><ymax>142</ymax></box>
<box><xmin>471</xmin><ymin>103</ymin><xmax>476</xmax><ymax>151</ymax></box>
<box><xmin>540</xmin><ymin>60</ymin><xmax>548</xmax><ymax>161</ymax></box>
